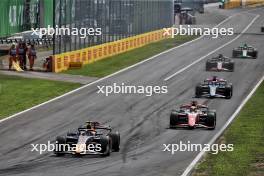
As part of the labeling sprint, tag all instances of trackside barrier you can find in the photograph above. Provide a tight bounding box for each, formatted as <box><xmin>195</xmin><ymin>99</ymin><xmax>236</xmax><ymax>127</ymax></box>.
<box><xmin>224</xmin><ymin>0</ymin><xmax>264</xmax><ymax>9</ymax></box>
<box><xmin>224</xmin><ymin>1</ymin><xmax>241</xmax><ymax>9</ymax></box>
<box><xmin>52</xmin><ymin>29</ymin><xmax>169</xmax><ymax>73</ymax></box>
<box><xmin>244</xmin><ymin>0</ymin><xmax>264</xmax><ymax>6</ymax></box>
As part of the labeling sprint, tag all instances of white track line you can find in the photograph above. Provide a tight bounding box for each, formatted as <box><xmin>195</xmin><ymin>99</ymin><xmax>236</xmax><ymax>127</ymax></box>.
<box><xmin>181</xmin><ymin>74</ymin><xmax>264</xmax><ymax>176</ymax></box>
<box><xmin>0</xmin><ymin>12</ymin><xmax>243</xmax><ymax>124</ymax></box>
<box><xmin>0</xmin><ymin>40</ymin><xmax>205</xmax><ymax>124</ymax></box>
<box><xmin>164</xmin><ymin>14</ymin><xmax>260</xmax><ymax>81</ymax></box>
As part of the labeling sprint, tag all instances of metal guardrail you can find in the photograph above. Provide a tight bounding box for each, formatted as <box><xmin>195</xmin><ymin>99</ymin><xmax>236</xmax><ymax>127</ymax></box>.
<box><xmin>53</xmin><ymin>0</ymin><xmax>173</xmax><ymax>55</ymax></box>
<box><xmin>0</xmin><ymin>38</ymin><xmax>53</xmax><ymax>46</ymax></box>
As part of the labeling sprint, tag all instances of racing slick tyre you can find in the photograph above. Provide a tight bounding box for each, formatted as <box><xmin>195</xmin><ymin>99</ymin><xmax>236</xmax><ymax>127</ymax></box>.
<box><xmin>109</xmin><ymin>132</ymin><xmax>120</xmax><ymax>152</ymax></box>
<box><xmin>251</xmin><ymin>51</ymin><xmax>258</xmax><ymax>59</ymax></box>
<box><xmin>224</xmin><ymin>85</ymin><xmax>233</xmax><ymax>99</ymax></box>
<box><xmin>205</xmin><ymin>61</ymin><xmax>212</xmax><ymax>71</ymax></box>
<box><xmin>232</xmin><ymin>49</ymin><xmax>240</xmax><ymax>58</ymax></box>
<box><xmin>261</xmin><ymin>26</ymin><xmax>264</xmax><ymax>33</ymax></box>
<box><xmin>100</xmin><ymin>136</ymin><xmax>111</xmax><ymax>157</ymax></box>
<box><xmin>195</xmin><ymin>85</ymin><xmax>202</xmax><ymax>98</ymax></box>
<box><xmin>170</xmin><ymin>111</ymin><xmax>179</xmax><ymax>127</ymax></box>
<box><xmin>206</xmin><ymin>111</ymin><xmax>216</xmax><ymax>130</ymax></box>
<box><xmin>54</xmin><ymin>136</ymin><xmax>66</xmax><ymax>156</ymax></box>
<box><xmin>226</xmin><ymin>62</ymin><xmax>234</xmax><ymax>72</ymax></box>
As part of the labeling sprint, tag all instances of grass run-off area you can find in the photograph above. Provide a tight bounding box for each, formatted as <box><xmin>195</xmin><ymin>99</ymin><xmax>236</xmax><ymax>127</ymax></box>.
<box><xmin>0</xmin><ymin>35</ymin><xmax>197</xmax><ymax>119</ymax></box>
<box><xmin>0</xmin><ymin>74</ymin><xmax>80</xmax><ymax>119</ymax></box>
<box><xmin>193</xmin><ymin>82</ymin><xmax>264</xmax><ymax>176</ymax></box>
<box><xmin>64</xmin><ymin>35</ymin><xmax>198</xmax><ymax>77</ymax></box>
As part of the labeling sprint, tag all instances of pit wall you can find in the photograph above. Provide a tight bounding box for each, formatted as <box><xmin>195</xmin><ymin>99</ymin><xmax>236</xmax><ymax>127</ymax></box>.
<box><xmin>52</xmin><ymin>29</ymin><xmax>168</xmax><ymax>73</ymax></box>
<box><xmin>225</xmin><ymin>0</ymin><xmax>264</xmax><ymax>9</ymax></box>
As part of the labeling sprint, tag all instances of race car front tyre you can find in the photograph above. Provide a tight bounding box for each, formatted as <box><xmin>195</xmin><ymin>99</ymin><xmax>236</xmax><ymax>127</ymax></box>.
<box><xmin>225</xmin><ymin>62</ymin><xmax>234</xmax><ymax>72</ymax></box>
<box><xmin>109</xmin><ymin>132</ymin><xmax>120</xmax><ymax>152</ymax></box>
<box><xmin>261</xmin><ymin>26</ymin><xmax>264</xmax><ymax>33</ymax></box>
<box><xmin>170</xmin><ymin>111</ymin><xmax>179</xmax><ymax>127</ymax></box>
<box><xmin>224</xmin><ymin>86</ymin><xmax>233</xmax><ymax>99</ymax></box>
<box><xmin>195</xmin><ymin>86</ymin><xmax>202</xmax><ymax>98</ymax></box>
<box><xmin>206</xmin><ymin>111</ymin><xmax>216</xmax><ymax>130</ymax></box>
<box><xmin>54</xmin><ymin>136</ymin><xmax>66</xmax><ymax>156</ymax></box>
<box><xmin>251</xmin><ymin>51</ymin><xmax>258</xmax><ymax>59</ymax></box>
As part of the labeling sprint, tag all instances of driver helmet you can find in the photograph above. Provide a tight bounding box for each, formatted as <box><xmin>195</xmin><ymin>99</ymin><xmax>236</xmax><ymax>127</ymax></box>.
<box><xmin>86</xmin><ymin>121</ymin><xmax>96</xmax><ymax>134</ymax></box>
<box><xmin>190</xmin><ymin>106</ymin><xmax>196</xmax><ymax>112</ymax></box>
<box><xmin>212</xmin><ymin>76</ymin><xmax>217</xmax><ymax>81</ymax></box>
<box><xmin>190</xmin><ymin>101</ymin><xmax>197</xmax><ymax>107</ymax></box>
<box><xmin>86</xmin><ymin>122</ymin><xmax>92</xmax><ymax>129</ymax></box>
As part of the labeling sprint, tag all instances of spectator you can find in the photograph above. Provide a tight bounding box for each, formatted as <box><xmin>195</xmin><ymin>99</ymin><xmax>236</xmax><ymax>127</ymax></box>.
<box><xmin>27</xmin><ymin>44</ymin><xmax>37</xmax><ymax>71</ymax></box>
<box><xmin>22</xmin><ymin>42</ymin><xmax>28</xmax><ymax>70</ymax></box>
<box><xmin>43</xmin><ymin>56</ymin><xmax>52</xmax><ymax>72</ymax></box>
<box><xmin>8</xmin><ymin>43</ymin><xmax>17</xmax><ymax>70</ymax></box>
<box><xmin>16</xmin><ymin>42</ymin><xmax>25</xmax><ymax>69</ymax></box>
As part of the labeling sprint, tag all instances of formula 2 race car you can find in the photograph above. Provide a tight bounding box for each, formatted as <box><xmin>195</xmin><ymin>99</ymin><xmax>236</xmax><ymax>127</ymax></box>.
<box><xmin>54</xmin><ymin>121</ymin><xmax>120</xmax><ymax>157</ymax></box>
<box><xmin>195</xmin><ymin>76</ymin><xmax>233</xmax><ymax>99</ymax></box>
<box><xmin>206</xmin><ymin>54</ymin><xmax>234</xmax><ymax>72</ymax></box>
<box><xmin>232</xmin><ymin>44</ymin><xmax>258</xmax><ymax>59</ymax></box>
<box><xmin>170</xmin><ymin>101</ymin><xmax>216</xmax><ymax>129</ymax></box>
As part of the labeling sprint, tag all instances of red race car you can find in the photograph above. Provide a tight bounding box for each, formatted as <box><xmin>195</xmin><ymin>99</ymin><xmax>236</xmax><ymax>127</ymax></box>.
<box><xmin>170</xmin><ymin>101</ymin><xmax>216</xmax><ymax>129</ymax></box>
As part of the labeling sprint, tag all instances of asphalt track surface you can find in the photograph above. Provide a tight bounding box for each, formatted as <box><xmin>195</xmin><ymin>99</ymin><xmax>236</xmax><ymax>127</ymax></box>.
<box><xmin>0</xmin><ymin>6</ymin><xmax>264</xmax><ymax>176</ymax></box>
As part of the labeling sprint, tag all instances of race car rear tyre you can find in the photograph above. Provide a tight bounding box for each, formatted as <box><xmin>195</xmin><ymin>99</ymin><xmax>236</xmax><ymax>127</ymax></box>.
<box><xmin>100</xmin><ymin>136</ymin><xmax>111</xmax><ymax>157</ymax></box>
<box><xmin>110</xmin><ymin>132</ymin><xmax>120</xmax><ymax>152</ymax></box>
<box><xmin>54</xmin><ymin>136</ymin><xmax>66</xmax><ymax>156</ymax></box>
<box><xmin>205</xmin><ymin>62</ymin><xmax>211</xmax><ymax>71</ymax></box>
<box><xmin>232</xmin><ymin>50</ymin><xmax>240</xmax><ymax>58</ymax></box>
<box><xmin>261</xmin><ymin>27</ymin><xmax>264</xmax><ymax>32</ymax></box>
<box><xmin>206</xmin><ymin>111</ymin><xmax>216</xmax><ymax>130</ymax></box>
<box><xmin>170</xmin><ymin>111</ymin><xmax>179</xmax><ymax>127</ymax></box>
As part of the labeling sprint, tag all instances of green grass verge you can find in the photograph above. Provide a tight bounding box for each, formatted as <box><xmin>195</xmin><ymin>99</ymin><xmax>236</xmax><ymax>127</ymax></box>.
<box><xmin>63</xmin><ymin>35</ymin><xmax>198</xmax><ymax>77</ymax></box>
<box><xmin>193</xmin><ymin>82</ymin><xmax>264</xmax><ymax>176</ymax></box>
<box><xmin>0</xmin><ymin>35</ymin><xmax>197</xmax><ymax>119</ymax></box>
<box><xmin>0</xmin><ymin>74</ymin><xmax>80</xmax><ymax>119</ymax></box>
